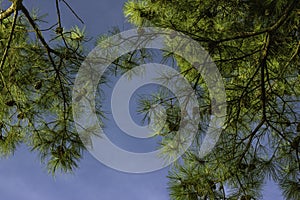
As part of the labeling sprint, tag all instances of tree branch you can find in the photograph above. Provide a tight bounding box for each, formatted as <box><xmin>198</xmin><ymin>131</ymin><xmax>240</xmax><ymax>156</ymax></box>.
<box><xmin>238</xmin><ymin>119</ymin><xmax>265</xmax><ymax>163</ymax></box>
<box><xmin>20</xmin><ymin>4</ymin><xmax>84</xmax><ymax>62</ymax></box>
<box><xmin>0</xmin><ymin>0</ymin><xmax>22</xmax><ymax>21</ymax></box>
<box><xmin>260</xmin><ymin>33</ymin><xmax>270</xmax><ymax>120</ymax></box>
<box><xmin>0</xmin><ymin>3</ymin><xmax>14</xmax><ymax>21</ymax></box>
<box><xmin>20</xmin><ymin>4</ymin><xmax>58</xmax><ymax>56</ymax></box>
<box><xmin>0</xmin><ymin>8</ymin><xmax>18</xmax><ymax>70</ymax></box>
<box><xmin>215</xmin><ymin>0</ymin><xmax>298</xmax><ymax>43</ymax></box>
<box><xmin>20</xmin><ymin>4</ymin><xmax>69</xmax><ymax>122</ymax></box>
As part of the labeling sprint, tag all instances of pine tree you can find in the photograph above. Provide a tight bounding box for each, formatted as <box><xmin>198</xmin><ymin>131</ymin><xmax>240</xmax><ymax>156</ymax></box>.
<box><xmin>0</xmin><ymin>0</ymin><xmax>91</xmax><ymax>174</ymax></box>
<box><xmin>124</xmin><ymin>0</ymin><xmax>300</xmax><ymax>199</ymax></box>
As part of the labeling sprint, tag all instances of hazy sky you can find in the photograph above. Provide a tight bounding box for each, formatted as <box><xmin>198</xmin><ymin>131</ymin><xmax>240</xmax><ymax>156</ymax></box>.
<box><xmin>0</xmin><ymin>0</ymin><xmax>284</xmax><ymax>199</ymax></box>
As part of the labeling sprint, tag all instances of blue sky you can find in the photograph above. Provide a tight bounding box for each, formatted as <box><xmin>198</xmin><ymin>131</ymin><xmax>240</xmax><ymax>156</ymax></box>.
<box><xmin>0</xmin><ymin>145</ymin><xmax>169</xmax><ymax>200</ymax></box>
<box><xmin>0</xmin><ymin>0</ymin><xmax>284</xmax><ymax>199</ymax></box>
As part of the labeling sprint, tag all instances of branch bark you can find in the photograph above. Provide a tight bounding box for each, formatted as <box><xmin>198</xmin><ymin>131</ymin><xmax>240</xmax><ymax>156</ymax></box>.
<box><xmin>0</xmin><ymin>0</ymin><xmax>22</xmax><ymax>21</ymax></box>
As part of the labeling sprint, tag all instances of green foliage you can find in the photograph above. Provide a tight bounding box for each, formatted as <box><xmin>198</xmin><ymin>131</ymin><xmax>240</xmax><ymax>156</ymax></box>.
<box><xmin>124</xmin><ymin>0</ymin><xmax>300</xmax><ymax>199</ymax></box>
<box><xmin>0</xmin><ymin>5</ymin><xmax>88</xmax><ymax>175</ymax></box>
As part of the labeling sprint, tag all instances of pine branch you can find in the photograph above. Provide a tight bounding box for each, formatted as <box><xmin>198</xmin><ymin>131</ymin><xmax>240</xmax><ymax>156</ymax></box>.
<box><xmin>20</xmin><ymin>4</ymin><xmax>84</xmax><ymax>61</ymax></box>
<box><xmin>215</xmin><ymin>0</ymin><xmax>299</xmax><ymax>43</ymax></box>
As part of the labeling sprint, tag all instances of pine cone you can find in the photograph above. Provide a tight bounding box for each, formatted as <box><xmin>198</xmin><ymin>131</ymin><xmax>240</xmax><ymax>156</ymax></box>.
<box><xmin>17</xmin><ymin>112</ymin><xmax>25</xmax><ymax>119</ymax></box>
<box><xmin>34</xmin><ymin>80</ymin><xmax>42</xmax><ymax>90</ymax></box>
<box><xmin>5</xmin><ymin>100</ymin><xmax>15</xmax><ymax>106</ymax></box>
<box><xmin>55</xmin><ymin>26</ymin><xmax>63</xmax><ymax>34</ymax></box>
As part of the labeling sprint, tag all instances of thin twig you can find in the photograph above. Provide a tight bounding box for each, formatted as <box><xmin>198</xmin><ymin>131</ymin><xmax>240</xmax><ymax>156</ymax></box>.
<box><xmin>0</xmin><ymin>8</ymin><xmax>18</xmax><ymax>71</ymax></box>
<box><xmin>61</xmin><ymin>0</ymin><xmax>84</xmax><ymax>24</ymax></box>
<box><xmin>260</xmin><ymin>33</ymin><xmax>270</xmax><ymax>120</ymax></box>
<box><xmin>238</xmin><ymin>119</ymin><xmax>265</xmax><ymax>163</ymax></box>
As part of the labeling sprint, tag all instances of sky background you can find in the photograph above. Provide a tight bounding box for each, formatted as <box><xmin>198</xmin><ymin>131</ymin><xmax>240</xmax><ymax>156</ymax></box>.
<box><xmin>0</xmin><ymin>0</ymin><xmax>284</xmax><ymax>199</ymax></box>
